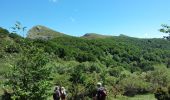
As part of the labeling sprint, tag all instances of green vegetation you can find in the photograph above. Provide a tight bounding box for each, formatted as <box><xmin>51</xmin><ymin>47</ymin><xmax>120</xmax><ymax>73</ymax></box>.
<box><xmin>160</xmin><ymin>24</ymin><xmax>170</xmax><ymax>40</ymax></box>
<box><xmin>154</xmin><ymin>86</ymin><xmax>170</xmax><ymax>100</ymax></box>
<box><xmin>0</xmin><ymin>25</ymin><xmax>170</xmax><ymax>99</ymax></box>
<box><xmin>114</xmin><ymin>94</ymin><xmax>156</xmax><ymax>100</ymax></box>
<box><xmin>5</xmin><ymin>47</ymin><xmax>53</xmax><ymax>100</ymax></box>
<box><xmin>82</xmin><ymin>33</ymin><xmax>112</xmax><ymax>39</ymax></box>
<box><xmin>27</xmin><ymin>25</ymin><xmax>67</xmax><ymax>40</ymax></box>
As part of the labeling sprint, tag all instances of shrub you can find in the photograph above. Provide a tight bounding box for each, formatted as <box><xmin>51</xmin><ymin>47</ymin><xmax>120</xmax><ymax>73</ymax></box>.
<box><xmin>0</xmin><ymin>27</ymin><xmax>9</xmax><ymax>38</ymax></box>
<box><xmin>119</xmin><ymin>73</ymin><xmax>150</xmax><ymax>96</ymax></box>
<box><xmin>146</xmin><ymin>67</ymin><xmax>170</xmax><ymax>90</ymax></box>
<box><xmin>5</xmin><ymin>44</ymin><xmax>20</xmax><ymax>53</ymax></box>
<box><xmin>5</xmin><ymin>47</ymin><xmax>53</xmax><ymax>100</ymax></box>
<box><xmin>154</xmin><ymin>87</ymin><xmax>170</xmax><ymax>100</ymax></box>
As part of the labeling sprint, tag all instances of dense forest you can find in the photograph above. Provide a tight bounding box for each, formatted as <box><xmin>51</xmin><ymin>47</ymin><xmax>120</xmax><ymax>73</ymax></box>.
<box><xmin>0</xmin><ymin>25</ymin><xmax>170</xmax><ymax>100</ymax></box>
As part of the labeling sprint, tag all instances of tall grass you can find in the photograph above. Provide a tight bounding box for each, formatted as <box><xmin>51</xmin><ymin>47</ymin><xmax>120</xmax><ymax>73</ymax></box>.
<box><xmin>113</xmin><ymin>94</ymin><xmax>156</xmax><ymax>100</ymax></box>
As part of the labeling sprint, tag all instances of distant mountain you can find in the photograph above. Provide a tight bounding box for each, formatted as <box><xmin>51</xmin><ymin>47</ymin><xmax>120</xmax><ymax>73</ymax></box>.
<box><xmin>27</xmin><ymin>25</ymin><xmax>67</xmax><ymax>40</ymax></box>
<box><xmin>119</xmin><ymin>34</ymin><xmax>130</xmax><ymax>37</ymax></box>
<box><xmin>82</xmin><ymin>33</ymin><xmax>112</xmax><ymax>39</ymax></box>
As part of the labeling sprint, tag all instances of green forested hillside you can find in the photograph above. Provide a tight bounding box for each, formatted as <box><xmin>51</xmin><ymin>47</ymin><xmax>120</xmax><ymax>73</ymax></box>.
<box><xmin>0</xmin><ymin>26</ymin><xmax>170</xmax><ymax>100</ymax></box>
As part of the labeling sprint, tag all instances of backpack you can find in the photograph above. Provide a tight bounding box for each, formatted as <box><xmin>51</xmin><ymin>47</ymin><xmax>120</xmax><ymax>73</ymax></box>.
<box><xmin>101</xmin><ymin>89</ymin><xmax>107</xmax><ymax>97</ymax></box>
<box><xmin>53</xmin><ymin>90</ymin><xmax>60</xmax><ymax>100</ymax></box>
<box><xmin>97</xmin><ymin>87</ymin><xmax>107</xmax><ymax>99</ymax></box>
<box><xmin>60</xmin><ymin>91</ymin><xmax>66</xmax><ymax>99</ymax></box>
<box><xmin>101</xmin><ymin>88</ymin><xmax>107</xmax><ymax>96</ymax></box>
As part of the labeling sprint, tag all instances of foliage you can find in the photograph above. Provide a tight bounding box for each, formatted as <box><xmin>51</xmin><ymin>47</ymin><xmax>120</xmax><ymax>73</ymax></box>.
<box><xmin>160</xmin><ymin>24</ymin><xmax>170</xmax><ymax>40</ymax></box>
<box><xmin>166</xmin><ymin>59</ymin><xmax>170</xmax><ymax>68</ymax></box>
<box><xmin>1</xmin><ymin>25</ymin><xmax>170</xmax><ymax>99</ymax></box>
<box><xmin>11</xmin><ymin>21</ymin><xmax>27</xmax><ymax>37</ymax></box>
<box><xmin>5</xmin><ymin>44</ymin><xmax>21</xmax><ymax>53</ymax></box>
<box><xmin>69</xmin><ymin>65</ymin><xmax>87</xmax><ymax>99</ymax></box>
<box><xmin>154</xmin><ymin>86</ymin><xmax>170</xmax><ymax>100</ymax></box>
<box><xmin>5</xmin><ymin>47</ymin><xmax>53</xmax><ymax>100</ymax></box>
<box><xmin>119</xmin><ymin>73</ymin><xmax>151</xmax><ymax>96</ymax></box>
<box><xmin>146</xmin><ymin>67</ymin><xmax>170</xmax><ymax>90</ymax></box>
<box><xmin>0</xmin><ymin>27</ymin><xmax>9</xmax><ymax>38</ymax></box>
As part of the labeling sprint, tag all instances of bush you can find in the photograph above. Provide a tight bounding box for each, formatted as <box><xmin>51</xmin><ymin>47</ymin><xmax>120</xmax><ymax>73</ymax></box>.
<box><xmin>119</xmin><ymin>73</ymin><xmax>150</xmax><ymax>96</ymax></box>
<box><xmin>5</xmin><ymin>44</ymin><xmax>20</xmax><ymax>53</ymax></box>
<box><xmin>154</xmin><ymin>87</ymin><xmax>170</xmax><ymax>100</ymax></box>
<box><xmin>167</xmin><ymin>59</ymin><xmax>170</xmax><ymax>68</ymax></box>
<box><xmin>1</xmin><ymin>90</ymin><xmax>12</xmax><ymax>100</ymax></box>
<box><xmin>146</xmin><ymin>67</ymin><xmax>170</xmax><ymax>90</ymax></box>
<box><xmin>108</xmin><ymin>66</ymin><xmax>124</xmax><ymax>77</ymax></box>
<box><xmin>8</xmin><ymin>33</ymin><xmax>22</xmax><ymax>39</ymax></box>
<box><xmin>0</xmin><ymin>27</ymin><xmax>9</xmax><ymax>38</ymax></box>
<box><xmin>5</xmin><ymin>47</ymin><xmax>53</xmax><ymax>100</ymax></box>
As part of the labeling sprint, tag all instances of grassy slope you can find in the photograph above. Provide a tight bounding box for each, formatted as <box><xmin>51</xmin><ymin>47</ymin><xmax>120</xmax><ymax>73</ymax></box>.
<box><xmin>114</xmin><ymin>94</ymin><xmax>156</xmax><ymax>100</ymax></box>
<box><xmin>82</xmin><ymin>33</ymin><xmax>112</xmax><ymax>39</ymax></box>
<box><xmin>27</xmin><ymin>25</ymin><xmax>67</xmax><ymax>39</ymax></box>
<box><xmin>46</xmin><ymin>94</ymin><xmax>156</xmax><ymax>100</ymax></box>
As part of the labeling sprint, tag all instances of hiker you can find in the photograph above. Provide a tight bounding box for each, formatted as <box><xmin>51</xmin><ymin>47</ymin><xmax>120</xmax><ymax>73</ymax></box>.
<box><xmin>60</xmin><ymin>87</ymin><xmax>67</xmax><ymax>100</ymax></box>
<box><xmin>95</xmin><ymin>82</ymin><xmax>107</xmax><ymax>100</ymax></box>
<box><xmin>53</xmin><ymin>86</ymin><xmax>61</xmax><ymax>100</ymax></box>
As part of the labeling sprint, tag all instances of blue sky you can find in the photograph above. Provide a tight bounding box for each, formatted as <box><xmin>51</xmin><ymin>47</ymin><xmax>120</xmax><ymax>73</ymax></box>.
<box><xmin>1</xmin><ymin>0</ymin><xmax>170</xmax><ymax>38</ymax></box>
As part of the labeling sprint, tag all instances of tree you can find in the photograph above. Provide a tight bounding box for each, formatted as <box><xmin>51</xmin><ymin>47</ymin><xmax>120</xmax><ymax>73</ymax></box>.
<box><xmin>69</xmin><ymin>65</ymin><xmax>86</xmax><ymax>99</ymax></box>
<box><xmin>11</xmin><ymin>21</ymin><xmax>27</xmax><ymax>37</ymax></box>
<box><xmin>5</xmin><ymin>47</ymin><xmax>53</xmax><ymax>100</ymax></box>
<box><xmin>160</xmin><ymin>24</ymin><xmax>170</xmax><ymax>40</ymax></box>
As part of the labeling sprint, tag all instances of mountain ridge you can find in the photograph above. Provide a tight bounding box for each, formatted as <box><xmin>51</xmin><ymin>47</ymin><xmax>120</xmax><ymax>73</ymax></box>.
<box><xmin>81</xmin><ymin>33</ymin><xmax>112</xmax><ymax>39</ymax></box>
<box><xmin>27</xmin><ymin>25</ymin><xmax>158</xmax><ymax>40</ymax></box>
<box><xmin>27</xmin><ymin>25</ymin><xmax>67</xmax><ymax>40</ymax></box>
